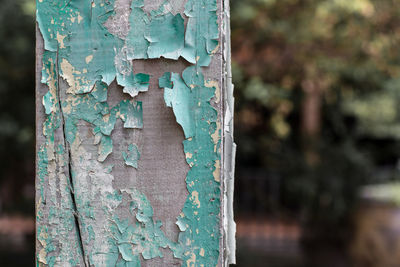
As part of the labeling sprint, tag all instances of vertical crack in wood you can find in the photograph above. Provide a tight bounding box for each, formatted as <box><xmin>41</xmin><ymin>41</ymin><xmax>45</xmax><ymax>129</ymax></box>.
<box><xmin>55</xmin><ymin>46</ymin><xmax>89</xmax><ymax>267</ymax></box>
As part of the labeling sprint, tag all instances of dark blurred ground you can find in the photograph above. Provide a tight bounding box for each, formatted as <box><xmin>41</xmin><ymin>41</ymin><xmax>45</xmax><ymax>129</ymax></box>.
<box><xmin>3</xmin><ymin>0</ymin><xmax>400</xmax><ymax>266</ymax></box>
<box><xmin>0</xmin><ymin>216</ymin><xmax>34</xmax><ymax>266</ymax></box>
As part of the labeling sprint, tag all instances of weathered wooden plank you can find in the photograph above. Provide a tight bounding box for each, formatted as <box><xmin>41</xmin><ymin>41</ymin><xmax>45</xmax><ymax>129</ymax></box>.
<box><xmin>36</xmin><ymin>0</ymin><xmax>235</xmax><ymax>266</ymax></box>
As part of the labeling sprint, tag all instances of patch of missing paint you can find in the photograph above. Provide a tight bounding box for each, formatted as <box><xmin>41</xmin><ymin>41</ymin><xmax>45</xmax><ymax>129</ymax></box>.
<box><xmin>123</xmin><ymin>144</ymin><xmax>141</xmax><ymax>168</ymax></box>
<box><xmin>62</xmin><ymin>94</ymin><xmax>143</xmax><ymax>162</ymax></box>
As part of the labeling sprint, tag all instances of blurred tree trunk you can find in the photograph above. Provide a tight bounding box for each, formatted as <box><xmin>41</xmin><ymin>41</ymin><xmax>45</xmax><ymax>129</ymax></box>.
<box><xmin>300</xmin><ymin>66</ymin><xmax>324</xmax><ymax>166</ymax></box>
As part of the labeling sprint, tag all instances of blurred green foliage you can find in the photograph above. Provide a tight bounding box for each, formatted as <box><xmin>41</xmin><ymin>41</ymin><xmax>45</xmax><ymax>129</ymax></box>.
<box><xmin>0</xmin><ymin>0</ymin><xmax>35</xmax><ymax>214</ymax></box>
<box><xmin>232</xmin><ymin>0</ymin><xmax>400</xmax><ymax>241</ymax></box>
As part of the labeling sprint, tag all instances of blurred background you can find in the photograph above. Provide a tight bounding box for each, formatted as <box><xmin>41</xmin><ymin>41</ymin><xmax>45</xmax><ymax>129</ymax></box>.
<box><xmin>2</xmin><ymin>0</ymin><xmax>400</xmax><ymax>266</ymax></box>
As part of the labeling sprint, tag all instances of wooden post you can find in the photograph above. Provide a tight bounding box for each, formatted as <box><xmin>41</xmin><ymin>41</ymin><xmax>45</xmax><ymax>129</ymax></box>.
<box><xmin>35</xmin><ymin>0</ymin><xmax>235</xmax><ymax>266</ymax></box>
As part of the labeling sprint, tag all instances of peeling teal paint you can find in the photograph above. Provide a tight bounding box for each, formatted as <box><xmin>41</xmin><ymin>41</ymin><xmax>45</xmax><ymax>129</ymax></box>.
<box><xmin>62</xmin><ymin>94</ymin><xmax>143</xmax><ymax>160</ymax></box>
<box><xmin>90</xmin><ymin>81</ymin><xmax>108</xmax><ymax>103</ymax></box>
<box><xmin>123</xmin><ymin>144</ymin><xmax>141</xmax><ymax>168</ymax></box>
<box><xmin>125</xmin><ymin>0</ymin><xmax>149</xmax><ymax>60</ymax></box>
<box><xmin>146</xmin><ymin>11</ymin><xmax>184</xmax><ymax>59</ymax></box>
<box><xmin>98</xmin><ymin>135</ymin><xmax>113</xmax><ymax>162</ymax></box>
<box><xmin>107</xmin><ymin>189</ymin><xmax>174</xmax><ymax>265</ymax></box>
<box><xmin>42</xmin><ymin>91</ymin><xmax>54</xmax><ymax>115</ymax></box>
<box><xmin>158</xmin><ymin>72</ymin><xmax>173</xmax><ymax>89</ymax></box>
<box><xmin>182</xmin><ymin>0</ymin><xmax>219</xmax><ymax>66</ymax></box>
<box><xmin>119</xmin><ymin>73</ymin><xmax>150</xmax><ymax>98</ymax></box>
<box><xmin>37</xmin><ymin>0</ymin><xmax>223</xmax><ymax>266</ymax></box>
<box><xmin>118</xmin><ymin>100</ymin><xmax>144</xmax><ymax>129</ymax></box>
<box><xmin>125</xmin><ymin>0</ymin><xmax>185</xmax><ymax>60</ymax></box>
<box><xmin>163</xmin><ymin>72</ymin><xmax>197</xmax><ymax>138</ymax></box>
<box><xmin>37</xmin><ymin>0</ymin><xmax>147</xmax><ymax>94</ymax></box>
<box><xmin>125</xmin><ymin>0</ymin><xmax>218</xmax><ymax>65</ymax></box>
<box><xmin>160</xmin><ymin>66</ymin><xmax>221</xmax><ymax>266</ymax></box>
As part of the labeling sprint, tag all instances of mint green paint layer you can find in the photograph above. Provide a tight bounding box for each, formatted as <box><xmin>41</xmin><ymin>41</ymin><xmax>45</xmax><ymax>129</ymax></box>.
<box><xmin>126</xmin><ymin>0</ymin><xmax>149</xmax><ymax>60</ymax></box>
<box><xmin>146</xmin><ymin>10</ymin><xmax>185</xmax><ymax>59</ymax></box>
<box><xmin>182</xmin><ymin>0</ymin><xmax>219</xmax><ymax>66</ymax></box>
<box><xmin>90</xmin><ymin>81</ymin><xmax>108</xmax><ymax>103</ymax></box>
<box><xmin>158</xmin><ymin>72</ymin><xmax>173</xmax><ymax>89</ymax></box>
<box><xmin>123</xmin><ymin>144</ymin><xmax>141</xmax><ymax>168</ymax></box>
<box><xmin>98</xmin><ymin>135</ymin><xmax>113</xmax><ymax>162</ymax></box>
<box><xmin>163</xmin><ymin>72</ymin><xmax>196</xmax><ymax>139</ymax></box>
<box><xmin>126</xmin><ymin>0</ymin><xmax>185</xmax><ymax>60</ymax></box>
<box><xmin>42</xmin><ymin>91</ymin><xmax>54</xmax><ymax>115</ymax></box>
<box><xmin>118</xmin><ymin>100</ymin><xmax>144</xmax><ymax>129</ymax></box>
<box><xmin>120</xmin><ymin>73</ymin><xmax>150</xmax><ymax>98</ymax></box>
<box><xmin>160</xmin><ymin>66</ymin><xmax>221</xmax><ymax>266</ymax></box>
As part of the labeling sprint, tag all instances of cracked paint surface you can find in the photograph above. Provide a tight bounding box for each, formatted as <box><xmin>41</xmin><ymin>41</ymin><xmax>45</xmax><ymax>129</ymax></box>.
<box><xmin>36</xmin><ymin>0</ymin><xmax>233</xmax><ymax>266</ymax></box>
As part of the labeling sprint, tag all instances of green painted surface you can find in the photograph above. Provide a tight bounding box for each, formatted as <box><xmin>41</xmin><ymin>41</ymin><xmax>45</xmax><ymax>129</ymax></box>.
<box><xmin>36</xmin><ymin>0</ymin><xmax>222</xmax><ymax>266</ymax></box>
<box><xmin>182</xmin><ymin>0</ymin><xmax>219</xmax><ymax>66</ymax></box>
<box><xmin>123</xmin><ymin>144</ymin><xmax>141</xmax><ymax>168</ymax></box>
<box><xmin>160</xmin><ymin>66</ymin><xmax>221</xmax><ymax>266</ymax></box>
